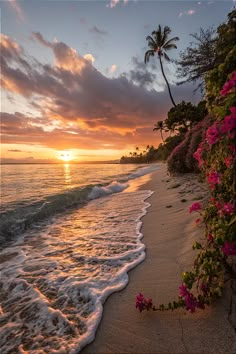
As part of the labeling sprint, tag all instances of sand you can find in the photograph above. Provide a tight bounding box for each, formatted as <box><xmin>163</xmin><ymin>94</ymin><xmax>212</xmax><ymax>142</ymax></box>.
<box><xmin>82</xmin><ymin>163</ymin><xmax>236</xmax><ymax>354</ymax></box>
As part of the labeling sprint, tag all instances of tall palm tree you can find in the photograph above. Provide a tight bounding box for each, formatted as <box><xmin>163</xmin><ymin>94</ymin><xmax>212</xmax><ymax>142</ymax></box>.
<box><xmin>144</xmin><ymin>25</ymin><xmax>179</xmax><ymax>107</ymax></box>
<box><xmin>153</xmin><ymin>120</ymin><xmax>165</xmax><ymax>142</ymax></box>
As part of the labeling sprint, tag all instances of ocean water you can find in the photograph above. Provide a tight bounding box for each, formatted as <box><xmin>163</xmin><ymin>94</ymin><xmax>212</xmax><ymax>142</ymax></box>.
<box><xmin>0</xmin><ymin>163</ymin><xmax>159</xmax><ymax>353</ymax></box>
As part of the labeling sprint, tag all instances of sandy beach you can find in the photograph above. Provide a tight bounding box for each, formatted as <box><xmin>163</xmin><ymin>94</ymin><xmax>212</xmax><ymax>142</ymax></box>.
<box><xmin>82</xmin><ymin>163</ymin><xmax>236</xmax><ymax>354</ymax></box>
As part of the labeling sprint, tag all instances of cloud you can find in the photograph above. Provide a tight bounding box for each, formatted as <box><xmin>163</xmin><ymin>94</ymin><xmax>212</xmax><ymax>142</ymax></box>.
<box><xmin>7</xmin><ymin>0</ymin><xmax>25</xmax><ymax>22</ymax></box>
<box><xmin>179</xmin><ymin>9</ymin><xmax>196</xmax><ymax>17</ymax></box>
<box><xmin>84</xmin><ymin>53</ymin><xmax>95</xmax><ymax>63</ymax></box>
<box><xmin>106</xmin><ymin>0</ymin><xmax>129</xmax><ymax>8</ymax></box>
<box><xmin>1</xmin><ymin>33</ymin><xmax>200</xmax><ymax>151</ymax></box>
<box><xmin>109</xmin><ymin>64</ymin><xmax>117</xmax><ymax>73</ymax></box>
<box><xmin>89</xmin><ymin>26</ymin><xmax>108</xmax><ymax>36</ymax></box>
<box><xmin>8</xmin><ymin>149</ymin><xmax>32</xmax><ymax>153</ymax></box>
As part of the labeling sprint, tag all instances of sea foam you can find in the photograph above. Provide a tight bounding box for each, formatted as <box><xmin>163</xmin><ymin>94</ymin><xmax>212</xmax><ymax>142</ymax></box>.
<box><xmin>0</xmin><ymin>187</ymin><xmax>153</xmax><ymax>353</ymax></box>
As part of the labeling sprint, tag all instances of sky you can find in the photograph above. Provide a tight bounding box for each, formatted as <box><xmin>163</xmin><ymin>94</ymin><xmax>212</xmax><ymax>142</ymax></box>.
<box><xmin>0</xmin><ymin>0</ymin><xmax>235</xmax><ymax>163</ymax></box>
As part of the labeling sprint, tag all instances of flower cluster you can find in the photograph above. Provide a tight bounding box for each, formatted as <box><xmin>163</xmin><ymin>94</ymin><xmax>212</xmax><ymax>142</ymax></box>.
<box><xmin>178</xmin><ymin>284</ymin><xmax>204</xmax><ymax>313</ymax></box>
<box><xmin>136</xmin><ymin>74</ymin><xmax>236</xmax><ymax>316</ymax></box>
<box><xmin>135</xmin><ymin>293</ymin><xmax>154</xmax><ymax>312</ymax></box>
<box><xmin>220</xmin><ymin>71</ymin><xmax>236</xmax><ymax>96</ymax></box>
<box><xmin>222</xmin><ymin>242</ymin><xmax>236</xmax><ymax>256</ymax></box>
<box><xmin>207</xmin><ymin>171</ymin><xmax>221</xmax><ymax>189</ymax></box>
<box><xmin>189</xmin><ymin>202</ymin><xmax>202</xmax><ymax>213</ymax></box>
<box><xmin>206</xmin><ymin>122</ymin><xmax>220</xmax><ymax>145</ymax></box>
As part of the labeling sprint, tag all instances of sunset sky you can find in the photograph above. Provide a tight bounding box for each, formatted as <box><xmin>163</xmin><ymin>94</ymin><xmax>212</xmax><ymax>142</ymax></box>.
<box><xmin>0</xmin><ymin>0</ymin><xmax>234</xmax><ymax>163</ymax></box>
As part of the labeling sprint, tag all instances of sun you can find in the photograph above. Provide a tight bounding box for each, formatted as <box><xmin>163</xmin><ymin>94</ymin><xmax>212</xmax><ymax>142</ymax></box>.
<box><xmin>57</xmin><ymin>150</ymin><xmax>73</xmax><ymax>162</ymax></box>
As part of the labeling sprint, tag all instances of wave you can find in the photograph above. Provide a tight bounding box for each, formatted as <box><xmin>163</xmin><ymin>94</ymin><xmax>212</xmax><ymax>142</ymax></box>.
<box><xmin>0</xmin><ymin>164</ymin><xmax>159</xmax><ymax>244</ymax></box>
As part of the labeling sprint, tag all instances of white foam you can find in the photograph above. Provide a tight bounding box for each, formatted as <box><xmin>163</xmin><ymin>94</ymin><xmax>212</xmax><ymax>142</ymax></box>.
<box><xmin>0</xmin><ymin>186</ymin><xmax>154</xmax><ymax>353</ymax></box>
<box><xmin>88</xmin><ymin>181</ymin><xmax>129</xmax><ymax>200</ymax></box>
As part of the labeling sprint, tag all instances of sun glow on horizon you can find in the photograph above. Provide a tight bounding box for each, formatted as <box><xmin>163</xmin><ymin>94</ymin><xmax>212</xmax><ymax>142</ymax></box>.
<box><xmin>57</xmin><ymin>150</ymin><xmax>73</xmax><ymax>162</ymax></box>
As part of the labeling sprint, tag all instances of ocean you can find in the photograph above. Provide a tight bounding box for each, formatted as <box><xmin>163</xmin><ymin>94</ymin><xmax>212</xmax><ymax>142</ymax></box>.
<box><xmin>0</xmin><ymin>163</ymin><xmax>159</xmax><ymax>353</ymax></box>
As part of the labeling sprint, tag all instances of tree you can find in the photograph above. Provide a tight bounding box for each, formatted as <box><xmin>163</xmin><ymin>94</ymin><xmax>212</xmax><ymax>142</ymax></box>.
<box><xmin>144</xmin><ymin>25</ymin><xmax>179</xmax><ymax>107</ymax></box>
<box><xmin>176</xmin><ymin>10</ymin><xmax>236</xmax><ymax>94</ymax></box>
<box><xmin>165</xmin><ymin>101</ymin><xmax>205</xmax><ymax>134</ymax></box>
<box><xmin>176</xmin><ymin>27</ymin><xmax>217</xmax><ymax>94</ymax></box>
<box><xmin>153</xmin><ymin>120</ymin><xmax>165</xmax><ymax>142</ymax></box>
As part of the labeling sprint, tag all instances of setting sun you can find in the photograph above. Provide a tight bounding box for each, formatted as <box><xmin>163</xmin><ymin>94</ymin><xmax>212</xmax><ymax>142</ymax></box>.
<box><xmin>57</xmin><ymin>150</ymin><xmax>73</xmax><ymax>162</ymax></box>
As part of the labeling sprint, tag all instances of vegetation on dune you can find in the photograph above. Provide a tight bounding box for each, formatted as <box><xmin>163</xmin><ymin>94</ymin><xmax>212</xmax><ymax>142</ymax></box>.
<box><xmin>134</xmin><ymin>10</ymin><xmax>236</xmax><ymax>315</ymax></box>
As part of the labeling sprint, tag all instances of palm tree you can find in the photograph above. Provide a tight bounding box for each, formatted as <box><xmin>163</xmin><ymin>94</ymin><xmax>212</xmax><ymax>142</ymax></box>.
<box><xmin>144</xmin><ymin>25</ymin><xmax>179</xmax><ymax>107</ymax></box>
<box><xmin>153</xmin><ymin>120</ymin><xmax>165</xmax><ymax>142</ymax></box>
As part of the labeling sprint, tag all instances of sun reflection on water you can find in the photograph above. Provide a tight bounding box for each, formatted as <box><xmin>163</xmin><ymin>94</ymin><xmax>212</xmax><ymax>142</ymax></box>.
<box><xmin>63</xmin><ymin>163</ymin><xmax>71</xmax><ymax>184</ymax></box>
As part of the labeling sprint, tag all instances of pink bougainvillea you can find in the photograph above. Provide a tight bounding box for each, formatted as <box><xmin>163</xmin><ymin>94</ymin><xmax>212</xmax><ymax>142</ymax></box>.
<box><xmin>221</xmin><ymin>242</ymin><xmax>236</xmax><ymax>256</ymax></box>
<box><xmin>207</xmin><ymin>171</ymin><xmax>221</xmax><ymax>188</ymax></box>
<box><xmin>189</xmin><ymin>202</ymin><xmax>202</xmax><ymax>213</ymax></box>
<box><xmin>206</xmin><ymin>122</ymin><xmax>220</xmax><ymax>145</ymax></box>
<box><xmin>220</xmin><ymin>71</ymin><xmax>236</xmax><ymax>96</ymax></box>
<box><xmin>222</xmin><ymin>202</ymin><xmax>235</xmax><ymax>215</ymax></box>
<box><xmin>136</xmin><ymin>293</ymin><xmax>154</xmax><ymax>312</ymax></box>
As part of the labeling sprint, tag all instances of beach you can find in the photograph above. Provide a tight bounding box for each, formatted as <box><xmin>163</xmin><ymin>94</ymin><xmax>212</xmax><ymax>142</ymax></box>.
<box><xmin>83</xmin><ymin>163</ymin><xmax>236</xmax><ymax>354</ymax></box>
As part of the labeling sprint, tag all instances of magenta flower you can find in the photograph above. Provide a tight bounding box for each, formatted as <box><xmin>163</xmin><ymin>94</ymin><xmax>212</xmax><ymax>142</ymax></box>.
<box><xmin>179</xmin><ymin>284</ymin><xmax>188</xmax><ymax>297</ymax></box>
<box><xmin>207</xmin><ymin>171</ymin><xmax>221</xmax><ymax>187</ymax></box>
<box><xmin>189</xmin><ymin>202</ymin><xmax>202</xmax><ymax>213</ymax></box>
<box><xmin>222</xmin><ymin>202</ymin><xmax>235</xmax><ymax>215</ymax></box>
<box><xmin>220</xmin><ymin>72</ymin><xmax>236</xmax><ymax>96</ymax></box>
<box><xmin>136</xmin><ymin>293</ymin><xmax>153</xmax><ymax>312</ymax></box>
<box><xmin>221</xmin><ymin>113</ymin><xmax>236</xmax><ymax>134</ymax></box>
<box><xmin>221</xmin><ymin>242</ymin><xmax>236</xmax><ymax>256</ymax></box>
<box><xmin>225</xmin><ymin>156</ymin><xmax>233</xmax><ymax>168</ymax></box>
<box><xmin>206</xmin><ymin>123</ymin><xmax>220</xmax><ymax>145</ymax></box>
<box><xmin>183</xmin><ymin>292</ymin><xmax>198</xmax><ymax>313</ymax></box>
<box><xmin>220</xmin><ymin>80</ymin><xmax>235</xmax><ymax>96</ymax></box>
<box><xmin>193</xmin><ymin>145</ymin><xmax>204</xmax><ymax>165</ymax></box>
<box><xmin>207</xmin><ymin>234</ymin><xmax>214</xmax><ymax>242</ymax></box>
<box><xmin>229</xmin><ymin>144</ymin><xmax>236</xmax><ymax>154</ymax></box>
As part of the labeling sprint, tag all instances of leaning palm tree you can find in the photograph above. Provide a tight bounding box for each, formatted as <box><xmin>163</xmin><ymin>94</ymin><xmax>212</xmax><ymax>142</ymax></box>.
<box><xmin>153</xmin><ymin>120</ymin><xmax>165</xmax><ymax>143</ymax></box>
<box><xmin>145</xmin><ymin>25</ymin><xmax>179</xmax><ymax>107</ymax></box>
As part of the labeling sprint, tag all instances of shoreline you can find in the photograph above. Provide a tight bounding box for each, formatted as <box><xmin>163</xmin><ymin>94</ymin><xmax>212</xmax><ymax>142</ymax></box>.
<box><xmin>82</xmin><ymin>163</ymin><xmax>236</xmax><ymax>353</ymax></box>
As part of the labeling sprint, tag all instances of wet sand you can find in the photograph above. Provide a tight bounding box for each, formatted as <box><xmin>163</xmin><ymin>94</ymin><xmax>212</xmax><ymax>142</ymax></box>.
<box><xmin>82</xmin><ymin>163</ymin><xmax>236</xmax><ymax>354</ymax></box>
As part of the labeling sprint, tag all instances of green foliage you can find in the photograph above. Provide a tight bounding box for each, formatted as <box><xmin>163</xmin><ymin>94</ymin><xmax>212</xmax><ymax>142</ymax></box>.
<box><xmin>165</xmin><ymin>100</ymin><xmax>207</xmax><ymax>133</ymax></box>
<box><xmin>176</xmin><ymin>9</ymin><xmax>236</xmax><ymax>94</ymax></box>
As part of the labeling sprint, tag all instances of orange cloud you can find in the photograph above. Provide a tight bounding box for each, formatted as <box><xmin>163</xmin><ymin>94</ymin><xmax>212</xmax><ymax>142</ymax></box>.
<box><xmin>1</xmin><ymin>34</ymin><xmax>199</xmax><ymax>152</ymax></box>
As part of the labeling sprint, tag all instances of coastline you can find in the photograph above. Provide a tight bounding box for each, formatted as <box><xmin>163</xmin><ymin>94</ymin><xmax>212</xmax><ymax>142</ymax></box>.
<box><xmin>82</xmin><ymin>163</ymin><xmax>236</xmax><ymax>354</ymax></box>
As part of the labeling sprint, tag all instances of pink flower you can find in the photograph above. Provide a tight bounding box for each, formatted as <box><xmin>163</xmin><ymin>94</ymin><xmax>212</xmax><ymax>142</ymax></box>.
<box><xmin>207</xmin><ymin>234</ymin><xmax>214</xmax><ymax>242</ymax></box>
<box><xmin>207</xmin><ymin>171</ymin><xmax>221</xmax><ymax>187</ymax></box>
<box><xmin>221</xmin><ymin>113</ymin><xmax>236</xmax><ymax>134</ymax></box>
<box><xmin>206</xmin><ymin>123</ymin><xmax>220</xmax><ymax>145</ymax></box>
<box><xmin>220</xmin><ymin>80</ymin><xmax>235</xmax><ymax>96</ymax></box>
<box><xmin>184</xmin><ymin>292</ymin><xmax>198</xmax><ymax>313</ymax></box>
<box><xmin>225</xmin><ymin>156</ymin><xmax>233</xmax><ymax>167</ymax></box>
<box><xmin>193</xmin><ymin>145</ymin><xmax>204</xmax><ymax>165</ymax></box>
<box><xmin>179</xmin><ymin>284</ymin><xmax>188</xmax><ymax>297</ymax></box>
<box><xmin>179</xmin><ymin>285</ymin><xmax>205</xmax><ymax>312</ymax></box>
<box><xmin>189</xmin><ymin>202</ymin><xmax>202</xmax><ymax>213</ymax></box>
<box><xmin>222</xmin><ymin>202</ymin><xmax>235</xmax><ymax>215</ymax></box>
<box><xmin>229</xmin><ymin>144</ymin><xmax>236</xmax><ymax>154</ymax></box>
<box><xmin>220</xmin><ymin>72</ymin><xmax>236</xmax><ymax>96</ymax></box>
<box><xmin>222</xmin><ymin>242</ymin><xmax>236</xmax><ymax>256</ymax></box>
<box><xmin>135</xmin><ymin>293</ymin><xmax>153</xmax><ymax>312</ymax></box>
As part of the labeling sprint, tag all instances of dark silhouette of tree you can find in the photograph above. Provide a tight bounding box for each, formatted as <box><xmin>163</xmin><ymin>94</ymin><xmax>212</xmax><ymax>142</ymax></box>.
<box><xmin>153</xmin><ymin>120</ymin><xmax>165</xmax><ymax>142</ymax></box>
<box><xmin>176</xmin><ymin>27</ymin><xmax>217</xmax><ymax>93</ymax></box>
<box><xmin>144</xmin><ymin>25</ymin><xmax>179</xmax><ymax>107</ymax></box>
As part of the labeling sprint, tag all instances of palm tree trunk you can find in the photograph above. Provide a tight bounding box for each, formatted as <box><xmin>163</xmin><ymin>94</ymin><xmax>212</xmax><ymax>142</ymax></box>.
<box><xmin>159</xmin><ymin>55</ymin><xmax>176</xmax><ymax>107</ymax></box>
<box><xmin>160</xmin><ymin>129</ymin><xmax>164</xmax><ymax>143</ymax></box>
